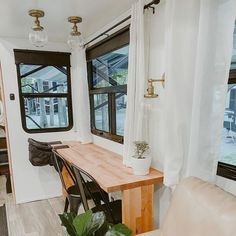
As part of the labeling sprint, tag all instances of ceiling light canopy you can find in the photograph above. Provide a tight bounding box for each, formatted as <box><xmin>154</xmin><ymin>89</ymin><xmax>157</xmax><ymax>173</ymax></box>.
<box><xmin>28</xmin><ymin>10</ymin><xmax>84</xmax><ymax>49</ymax></box>
<box><xmin>67</xmin><ymin>16</ymin><xmax>84</xmax><ymax>49</ymax></box>
<box><xmin>28</xmin><ymin>9</ymin><xmax>48</xmax><ymax>47</ymax></box>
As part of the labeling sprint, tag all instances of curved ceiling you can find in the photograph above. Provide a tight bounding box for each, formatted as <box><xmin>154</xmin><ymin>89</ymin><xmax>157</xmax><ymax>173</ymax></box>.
<box><xmin>0</xmin><ymin>0</ymin><xmax>136</xmax><ymax>43</ymax></box>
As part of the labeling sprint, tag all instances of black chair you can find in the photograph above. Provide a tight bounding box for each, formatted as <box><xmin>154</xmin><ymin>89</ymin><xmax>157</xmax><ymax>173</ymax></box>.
<box><xmin>72</xmin><ymin>164</ymin><xmax>122</xmax><ymax>224</ymax></box>
<box><xmin>53</xmin><ymin>150</ymin><xmax>82</xmax><ymax>214</ymax></box>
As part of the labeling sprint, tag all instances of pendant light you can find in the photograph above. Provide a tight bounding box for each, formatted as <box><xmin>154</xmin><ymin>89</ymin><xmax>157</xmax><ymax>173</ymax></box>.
<box><xmin>67</xmin><ymin>16</ymin><xmax>84</xmax><ymax>49</ymax></box>
<box><xmin>28</xmin><ymin>9</ymin><xmax>48</xmax><ymax>47</ymax></box>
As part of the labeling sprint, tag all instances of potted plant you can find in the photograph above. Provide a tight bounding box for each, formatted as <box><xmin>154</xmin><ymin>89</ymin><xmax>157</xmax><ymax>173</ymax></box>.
<box><xmin>132</xmin><ymin>141</ymin><xmax>152</xmax><ymax>175</ymax></box>
<box><xmin>59</xmin><ymin>210</ymin><xmax>132</xmax><ymax>236</ymax></box>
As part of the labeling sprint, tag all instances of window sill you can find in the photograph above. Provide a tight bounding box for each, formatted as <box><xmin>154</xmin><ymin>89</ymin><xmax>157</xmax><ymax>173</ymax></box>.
<box><xmin>217</xmin><ymin>162</ymin><xmax>236</xmax><ymax>181</ymax></box>
<box><xmin>91</xmin><ymin>129</ymin><xmax>123</xmax><ymax>144</ymax></box>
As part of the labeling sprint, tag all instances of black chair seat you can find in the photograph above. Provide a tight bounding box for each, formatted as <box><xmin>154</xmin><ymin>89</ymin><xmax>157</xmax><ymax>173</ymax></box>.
<box><xmin>91</xmin><ymin>200</ymin><xmax>122</xmax><ymax>224</ymax></box>
<box><xmin>67</xmin><ymin>185</ymin><xmax>80</xmax><ymax>196</ymax></box>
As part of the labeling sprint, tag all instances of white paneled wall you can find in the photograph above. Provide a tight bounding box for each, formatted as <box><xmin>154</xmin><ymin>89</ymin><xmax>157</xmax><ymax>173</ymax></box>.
<box><xmin>0</xmin><ymin>38</ymin><xmax>80</xmax><ymax>203</ymax></box>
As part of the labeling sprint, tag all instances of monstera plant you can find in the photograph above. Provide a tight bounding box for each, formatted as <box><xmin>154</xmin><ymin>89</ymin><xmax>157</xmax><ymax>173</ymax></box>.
<box><xmin>59</xmin><ymin>210</ymin><xmax>132</xmax><ymax>236</ymax></box>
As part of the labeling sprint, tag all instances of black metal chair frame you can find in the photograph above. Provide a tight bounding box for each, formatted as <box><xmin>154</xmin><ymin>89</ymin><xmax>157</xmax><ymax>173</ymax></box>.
<box><xmin>71</xmin><ymin>164</ymin><xmax>121</xmax><ymax>224</ymax></box>
<box><xmin>53</xmin><ymin>149</ymin><xmax>81</xmax><ymax>214</ymax></box>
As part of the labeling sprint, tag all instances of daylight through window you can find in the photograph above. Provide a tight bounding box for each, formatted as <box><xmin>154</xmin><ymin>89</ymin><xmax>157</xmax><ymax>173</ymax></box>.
<box><xmin>86</xmin><ymin>27</ymin><xmax>129</xmax><ymax>143</ymax></box>
<box><xmin>14</xmin><ymin>50</ymin><xmax>73</xmax><ymax>133</ymax></box>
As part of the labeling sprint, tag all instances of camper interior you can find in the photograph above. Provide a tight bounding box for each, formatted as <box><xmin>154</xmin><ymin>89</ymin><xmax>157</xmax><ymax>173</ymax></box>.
<box><xmin>0</xmin><ymin>0</ymin><xmax>236</xmax><ymax>236</ymax></box>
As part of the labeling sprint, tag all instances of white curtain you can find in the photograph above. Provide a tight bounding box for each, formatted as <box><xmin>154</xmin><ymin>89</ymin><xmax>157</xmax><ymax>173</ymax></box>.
<box><xmin>123</xmin><ymin>0</ymin><xmax>147</xmax><ymax>166</ymax></box>
<box><xmin>163</xmin><ymin>0</ymin><xmax>236</xmax><ymax>186</ymax></box>
<box><xmin>71</xmin><ymin>48</ymin><xmax>92</xmax><ymax>144</ymax></box>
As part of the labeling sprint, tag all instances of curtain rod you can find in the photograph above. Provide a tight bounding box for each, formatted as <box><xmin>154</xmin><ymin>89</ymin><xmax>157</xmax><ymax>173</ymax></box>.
<box><xmin>84</xmin><ymin>0</ymin><xmax>160</xmax><ymax>47</ymax></box>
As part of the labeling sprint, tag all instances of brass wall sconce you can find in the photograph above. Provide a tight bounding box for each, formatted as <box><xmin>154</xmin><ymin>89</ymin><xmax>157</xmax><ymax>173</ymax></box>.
<box><xmin>144</xmin><ymin>73</ymin><xmax>165</xmax><ymax>98</ymax></box>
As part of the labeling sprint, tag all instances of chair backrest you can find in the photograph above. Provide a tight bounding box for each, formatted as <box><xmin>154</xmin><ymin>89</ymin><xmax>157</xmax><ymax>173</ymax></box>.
<box><xmin>53</xmin><ymin>151</ymin><xmax>76</xmax><ymax>195</ymax></box>
<box><xmin>28</xmin><ymin>138</ymin><xmax>62</xmax><ymax>167</ymax></box>
<box><xmin>162</xmin><ymin>177</ymin><xmax>236</xmax><ymax>236</ymax></box>
<box><xmin>71</xmin><ymin>164</ymin><xmax>115</xmax><ymax>222</ymax></box>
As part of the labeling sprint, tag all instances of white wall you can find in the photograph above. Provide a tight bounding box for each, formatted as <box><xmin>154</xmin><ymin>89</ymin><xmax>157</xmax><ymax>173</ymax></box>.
<box><xmin>0</xmin><ymin>38</ymin><xmax>80</xmax><ymax>204</ymax></box>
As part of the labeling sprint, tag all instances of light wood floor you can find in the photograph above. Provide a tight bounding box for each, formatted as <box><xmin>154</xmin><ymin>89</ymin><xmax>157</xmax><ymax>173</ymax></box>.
<box><xmin>0</xmin><ymin>176</ymin><xmax>85</xmax><ymax>236</ymax></box>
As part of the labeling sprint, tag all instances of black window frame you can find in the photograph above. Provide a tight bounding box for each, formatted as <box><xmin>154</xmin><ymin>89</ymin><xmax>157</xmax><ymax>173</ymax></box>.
<box><xmin>14</xmin><ymin>49</ymin><xmax>73</xmax><ymax>133</ymax></box>
<box><xmin>217</xmin><ymin>69</ymin><xmax>236</xmax><ymax>180</ymax></box>
<box><xmin>86</xmin><ymin>26</ymin><xmax>130</xmax><ymax>144</ymax></box>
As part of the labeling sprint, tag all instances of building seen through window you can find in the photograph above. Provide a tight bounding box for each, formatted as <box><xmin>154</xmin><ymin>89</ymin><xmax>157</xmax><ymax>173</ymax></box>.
<box><xmin>86</xmin><ymin>27</ymin><xmax>129</xmax><ymax>143</ymax></box>
<box><xmin>218</xmin><ymin>20</ymin><xmax>236</xmax><ymax>179</ymax></box>
<box><xmin>14</xmin><ymin>50</ymin><xmax>73</xmax><ymax>133</ymax></box>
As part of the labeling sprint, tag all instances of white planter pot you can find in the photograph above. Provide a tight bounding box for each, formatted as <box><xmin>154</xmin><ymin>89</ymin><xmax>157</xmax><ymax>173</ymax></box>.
<box><xmin>132</xmin><ymin>156</ymin><xmax>152</xmax><ymax>176</ymax></box>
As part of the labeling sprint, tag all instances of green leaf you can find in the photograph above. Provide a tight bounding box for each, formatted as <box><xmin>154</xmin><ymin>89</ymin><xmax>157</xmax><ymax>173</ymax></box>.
<box><xmin>105</xmin><ymin>223</ymin><xmax>132</xmax><ymax>236</ymax></box>
<box><xmin>59</xmin><ymin>213</ymin><xmax>77</xmax><ymax>236</ymax></box>
<box><xmin>86</xmin><ymin>211</ymin><xmax>106</xmax><ymax>235</ymax></box>
<box><xmin>73</xmin><ymin>210</ymin><xmax>93</xmax><ymax>236</ymax></box>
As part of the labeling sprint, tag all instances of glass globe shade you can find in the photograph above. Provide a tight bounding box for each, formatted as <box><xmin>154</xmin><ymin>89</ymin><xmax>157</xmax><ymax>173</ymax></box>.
<box><xmin>29</xmin><ymin>29</ymin><xmax>48</xmax><ymax>47</ymax></box>
<box><xmin>67</xmin><ymin>34</ymin><xmax>84</xmax><ymax>49</ymax></box>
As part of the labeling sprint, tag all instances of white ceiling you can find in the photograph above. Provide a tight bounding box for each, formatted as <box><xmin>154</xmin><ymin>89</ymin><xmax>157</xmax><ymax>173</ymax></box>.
<box><xmin>0</xmin><ymin>0</ymin><xmax>136</xmax><ymax>43</ymax></box>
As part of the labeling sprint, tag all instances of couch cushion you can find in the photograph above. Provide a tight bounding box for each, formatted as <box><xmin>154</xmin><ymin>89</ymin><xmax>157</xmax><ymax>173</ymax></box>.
<box><xmin>162</xmin><ymin>177</ymin><xmax>236</xmax><ymax>236</ymax></box>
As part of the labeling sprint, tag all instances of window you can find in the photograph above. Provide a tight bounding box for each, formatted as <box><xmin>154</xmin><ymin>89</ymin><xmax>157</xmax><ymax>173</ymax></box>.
<box><xmin>86</xmin><ymin>27</ymin><xmax>129</xmax><ymax>143</ymax></box>
<box><xmin>14</xmin><ymin>49</ymin><xmax>73</xmax><ymax>133</ymax></box>
<box><xmin>217</xmin><ymin>21</ymin><xmax>236</xmax><ymax>180</ymax></box>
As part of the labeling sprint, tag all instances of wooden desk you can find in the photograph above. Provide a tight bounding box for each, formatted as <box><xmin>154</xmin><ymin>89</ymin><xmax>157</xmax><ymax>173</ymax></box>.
<box><xmin>56</xmin><ymin>141</ymin><xmax>163</xmax><ymax>235</ymax></box>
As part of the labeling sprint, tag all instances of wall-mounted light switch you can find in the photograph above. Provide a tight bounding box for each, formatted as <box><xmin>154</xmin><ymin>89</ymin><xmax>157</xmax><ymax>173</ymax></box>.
<box><xmin>10</xmin><ymin>93</ymin><xmax>15</xmax><ymax>100</ymax></box>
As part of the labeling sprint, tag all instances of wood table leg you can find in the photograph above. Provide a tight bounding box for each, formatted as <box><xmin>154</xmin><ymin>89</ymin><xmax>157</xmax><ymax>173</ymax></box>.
<box><xmin>122</xmin><ymin>185</ymin><xmax>154</xmax><ymax>235</ymax></box>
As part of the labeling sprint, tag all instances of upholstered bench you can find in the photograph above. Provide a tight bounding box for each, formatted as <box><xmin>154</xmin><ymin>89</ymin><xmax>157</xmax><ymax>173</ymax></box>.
<box><xmin>138</xmin><ymin>177</ymin><xmax>236</xmax><ymax>236</ymax></box>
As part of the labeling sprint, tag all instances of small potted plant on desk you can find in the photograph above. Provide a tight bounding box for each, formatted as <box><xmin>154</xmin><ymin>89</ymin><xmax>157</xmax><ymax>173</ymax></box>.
<box><xmin>132</xmin><ymin>141</ymin><xmax>152</xmax><ymax>176</ymax></box>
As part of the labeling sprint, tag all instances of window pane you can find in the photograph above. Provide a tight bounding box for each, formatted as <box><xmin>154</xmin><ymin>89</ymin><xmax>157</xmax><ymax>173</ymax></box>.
<box><xmin>92</xmin><ymin>45</ymin><xmax>129</xmax><ymax>88</ymax></box>
<box><xmin>20</xmin><ymin>65</ymin><xmax>68</xmax><ymax>93</ymax></box>
<box><xmin>219</xmin><ymin>84</ymin><xmax>236</xmax><ymax>166</ymax></box>
<box><xmin>94</xmin><ymin>94</ymin><xmax>109</xmax><ymax>132</ymax></box>
<box><xmin>231</xmin><ymin>21</ymin><xmax>236</xmax><ymax>69</ymax></box>
<box><xmin>24</xmin><ymin>97</ymin><xmax>69</xmax><ymax>129</ymax></box>
<box><xmin>116</xmin><ymin>93</ymin><xmax>127</xmax><ymax>136</ymax></box>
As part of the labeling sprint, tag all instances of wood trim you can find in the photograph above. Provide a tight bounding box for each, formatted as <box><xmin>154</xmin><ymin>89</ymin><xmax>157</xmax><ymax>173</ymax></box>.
<box><xmin>89</xmin><ymin>85</ymin><xmax>127</xmax><ymax>94</ymax></box>
<box><xmin>14</xmin><ymin>49</ymin><xmax>71</xmax><ymax>66</ymax></box>
<box><xmin>91</xmin><ymin>129</ymin><xmax>123</xmax><ymax>144</ymax></box>
<box><xmin>86</xmin><ymin>26</ymin><xmax>130</xmax><ymax>61</ymax></box>
<box><xmin>22</xmin><ymin>93</ymin><xmax>68</xmax><ymax>98</ymax></box>
<box><xmin>217</xmin><ymin>162</ymin><xmax>236</xmax><ymax>181</ymax></box>
<box><xmin>0</xmin><ymin>137</ymin><xmax>7</xmax><ymax>149</ymax></box>
<box><xmin>229</xmin><ymin>69</ymin><xmax>236</xmax><ymax>83</ymax></box>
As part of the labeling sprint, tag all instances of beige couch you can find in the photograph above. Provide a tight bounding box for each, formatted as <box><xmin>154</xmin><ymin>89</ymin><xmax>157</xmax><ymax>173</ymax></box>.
<box><xmin>139</xmin><ymin>176</ymin><xmax>236</xmax><ymax>236</ymax></box>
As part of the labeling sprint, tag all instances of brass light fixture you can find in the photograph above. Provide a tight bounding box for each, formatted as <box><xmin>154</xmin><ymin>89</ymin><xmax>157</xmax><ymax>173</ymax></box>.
<box><xmin>67</xmin><ymin>16</ymin><xmax>84</xmax><ymax>49</ymax></box>
<box><xmin>28</xmin><ymin>9</ymin><xmax>48</xmax><ymax>47</ymax></box>
<box><xmin>144</xmin><ymin>73</ymin><xmax>165</xmax><ymax>98</ymax></box>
